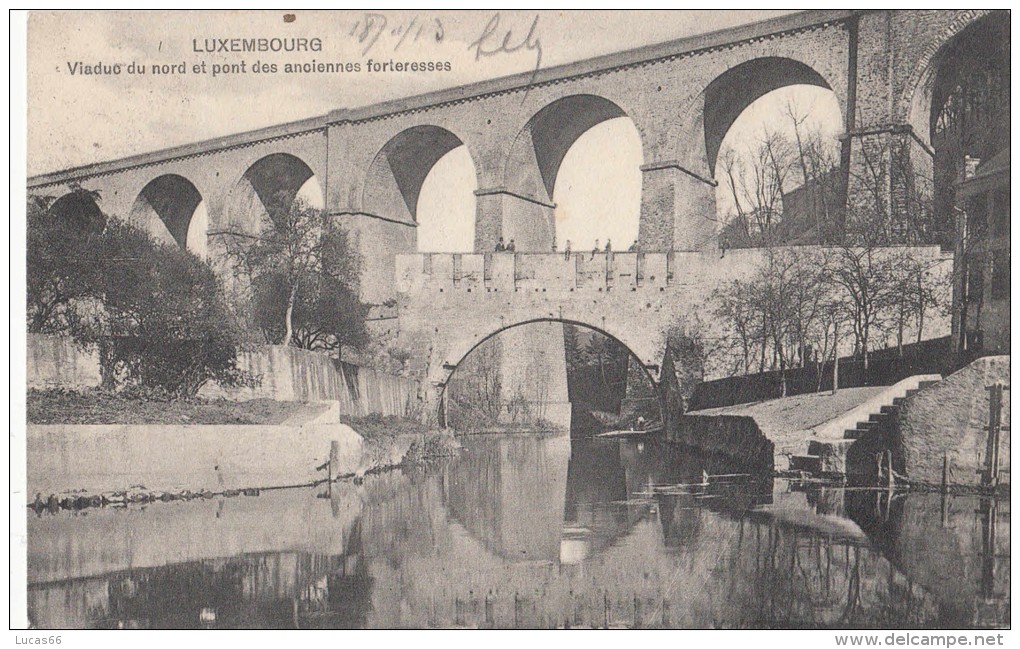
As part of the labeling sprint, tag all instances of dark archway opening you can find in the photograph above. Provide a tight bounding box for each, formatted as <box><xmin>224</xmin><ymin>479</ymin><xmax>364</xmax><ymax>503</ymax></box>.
<box><xmin>704</xmin><ymin>57</ymin><xmax>832</xmax><ymax>177</ymax></box>
<box><xmin>226</xmin><ymin>153</ymin><xmax>322</xmax><ymax>235</ymax></box>
<box><xmin>707</xmin><ymin>58</ymin><xmax>843</xmax><ymax>247</ymax></box>
<box><xmin>49</xmin><ymin>190</ymin><xmax>105</xmax><ymax>233</ymax></box>
<box><xmin>439</xmin><ymin>318</ymin><xmax>660</xmax><ymax>438</ymax></box>
<box><xmin>930</xmin><ymin>13</ymin><xmax>1010</xmax><ymax>245</ymax></box>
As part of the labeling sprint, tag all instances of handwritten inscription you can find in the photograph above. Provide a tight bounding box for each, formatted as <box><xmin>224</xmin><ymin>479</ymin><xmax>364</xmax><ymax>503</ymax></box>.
<box><xmin>349</xmin><ymin>13</ymin><xmax>445</xmax><ymax>57</ymax></box>
<box><xmin>468</xmin><ymin>13</ymin><xmax>543</xmax><ymax>86</ymax></box>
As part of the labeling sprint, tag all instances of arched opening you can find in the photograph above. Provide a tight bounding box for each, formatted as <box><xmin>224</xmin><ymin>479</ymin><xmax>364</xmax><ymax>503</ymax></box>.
<box><xmin>708</xmin><ymin>59</ymin><xmax>843</xmax><ymax>247</ymax></box>
<box><xmin>929</xmin><ymin>13</ymin><xmax>1009</xmax><ymax>244</ymax></box>
<box><xmin>508</xmin><ymin>95</ymin><xmax>642</xmax><ymax>252</ymax></box>
<box><xmin>226</xmin><ymin>153</ymin><xmax>322</xmax><ymax>235</ymax></box>
<box><xmin>440</xmin><ymin>318</ymin><xmax>659</xmax><ymax>438</ymax></box>
<box><xmin>48</xmin><ymin>190</ymin><xmax>105</xmax><ymax>233</ymax></box>
<box><xmin>130</xmin><ymin>174</ymin><xmax>207</xmax><ymax>253</ymax></box>
<box><xmin>363</xmin><ymin>125</ymin><xmax>477</xmax><ymax>252</ymax></box>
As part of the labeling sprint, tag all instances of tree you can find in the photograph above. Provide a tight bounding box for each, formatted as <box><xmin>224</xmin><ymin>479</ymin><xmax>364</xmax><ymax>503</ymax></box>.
<box><xmin>712</xmin><ymin>250</ymin><xmax>828</xmax><ymax>395</ymax></box>
<box><xmin>214</xmin><ymin>196</ymin><xmax>368</xmax><ymax>356</ymax></box>
<box><xmin>662</xmin><ymin>312</ymin><xmax>725</xmax><ymax>403</ymax></box>
<box><xmin>26</xmin><ymin>187</ymin><xmax>106</xmax><ymax>333</ymax></box>
<box><xmin>73</xmin><ymin>220</ymin><xmax>251</xmax><ymax>397</ymax></box>
<box><xmin>718</xmin><ymin>129</ymin><xmax>796</xmax><ymax>247</ymax></box>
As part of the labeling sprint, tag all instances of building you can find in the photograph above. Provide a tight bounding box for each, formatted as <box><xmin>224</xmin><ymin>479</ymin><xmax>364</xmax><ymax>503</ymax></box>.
<box><xmin>954</xmin><ymin>149</ymin><xmax>1010</xmax><ymax>356</ymax></box>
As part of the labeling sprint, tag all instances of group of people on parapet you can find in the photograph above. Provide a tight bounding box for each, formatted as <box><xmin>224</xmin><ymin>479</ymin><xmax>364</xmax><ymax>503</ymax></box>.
<box><xmin>494</xmin><ymin>237</ymin><xmax>517</xmax><ymax>252</ymax></box>
<box><xmin>495</xmin><ymin>236</ymin><xmax>639</xmax><ymax>260</ymax></box>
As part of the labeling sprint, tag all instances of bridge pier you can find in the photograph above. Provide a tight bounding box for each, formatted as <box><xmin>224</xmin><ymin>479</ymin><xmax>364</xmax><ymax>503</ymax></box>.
<box><xmin>639</xmin><ymin>161</ymin><xmax>719</xmax><ymax>251</ymax></box>
<box><xmin>473</xmin><ymin>188</ymin><xmax>556</xmax><ymax>253</ymax></box>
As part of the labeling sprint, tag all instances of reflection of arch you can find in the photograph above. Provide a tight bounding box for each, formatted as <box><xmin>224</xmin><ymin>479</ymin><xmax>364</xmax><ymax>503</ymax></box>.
<box><xmin>703</xmin><ymin>57</ymin><xmax>834</xmax><ymax>175</ymax></box>
<box><xmin>438</xmin><ymin>317</ymin><xmax>660</xmax><ymax>423</ymax></box>
<box><xmin>130</xmin><ymin>174</ymin><xmax>203</xmax><ymax>248</ymax></box>
<box><xmin>444</xmin><ymin>435</ymin><xmax>571</xmax><ymax>563</ymax></box>
<box><xmin>49</xmin><ymin>191</ymin><xmax>104</xmax><ymax>231</ymax></box>
<box><xmin>506</xmin><ymin>94</ymin><xmax>636</xmax><ymax>202</ymax></box>
<box><xmin>362</xmin><ymin>125</ymin><xmax>472</xmax><ymax>224</ymax></box>
<box><xmin>227</xmin><ymin>152</ymin><xmax>319</xmax><ymax>230</ymax></box>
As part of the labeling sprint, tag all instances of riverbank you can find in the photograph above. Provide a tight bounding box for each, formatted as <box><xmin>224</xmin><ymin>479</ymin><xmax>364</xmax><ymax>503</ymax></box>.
<box><xmin>25</xmin><ymin>396</ymin><xmax>455</xmax><ymax>511</ymax></box>
<box><xmin>687</xmin><ymin>387</ymin><xmax>887</xmax><ymax>459</ymax></box>
<box><xmin>27</xmin><ymin>388</ymin><xmax>328</xmax><ymax>425</ymax></box>
<box><xmin>678</xmin><ymin>383</ymin><xmax>931</xmax><ymax>473</ymax></box>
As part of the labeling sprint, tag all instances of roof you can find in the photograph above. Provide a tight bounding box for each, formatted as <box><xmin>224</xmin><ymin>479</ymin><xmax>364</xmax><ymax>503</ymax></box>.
<box><xmin>957</xmin><ymin>148</ymin><xmax>1009</xmax><ymax>197</ymax></box>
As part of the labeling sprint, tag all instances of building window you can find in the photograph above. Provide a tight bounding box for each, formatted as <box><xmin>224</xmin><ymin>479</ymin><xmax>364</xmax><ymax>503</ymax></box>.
<box><xmin>967</xmin><ymin>257</ymin><xmax>985</xmax><ymax>303</ymax></box>
<box><xmin>993</xmin><ymin>189</ymin><xmax>1010</xmax><ymax>238</ymax></box>
<box><xmin>991</xmin><ymin>249</ymin><xmax>1010</xmax><ymax>300</ymax></box>
<box><xmin>967</xmin><ymin>196</ymin><xmax>989</xmax><ymax>239</ymax></box>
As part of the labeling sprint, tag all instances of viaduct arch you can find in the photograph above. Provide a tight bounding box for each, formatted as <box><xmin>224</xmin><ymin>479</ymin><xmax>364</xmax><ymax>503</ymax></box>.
<box><xmin>129</xmin><ymin>174</ymin><xmax>205</xmax><ymax>250</ymax></box>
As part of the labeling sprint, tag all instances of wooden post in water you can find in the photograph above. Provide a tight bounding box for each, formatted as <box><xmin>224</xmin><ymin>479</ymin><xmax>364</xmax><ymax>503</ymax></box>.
<box><xmin>941</xmin><ymin>452</ymin><xmax>950</xmax><ymax>527</ymax></box>
<box><xmin>941</xmin><ymin>453</ymin><xmax>949</xmax><ymax>493</ymax></box>
<box><xmin>885</xmin><ymin>449</ymin><xmax>894</xmax><ymax>491</ymax></box>
<box><xmin>328</xmin><ymin>440</ymin><xmax>339</xmax><ymax>495</ymax></box>
<box><xmin>984</xmin><ymin>384</ymin><xmax>1004</xmax><ymax>488</ymax></box>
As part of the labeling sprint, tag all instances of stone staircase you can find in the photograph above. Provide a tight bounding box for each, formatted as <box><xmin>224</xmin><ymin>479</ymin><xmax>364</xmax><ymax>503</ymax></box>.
<box><xmin>788</xmin><ymin>378</ymin><xmax>942</xmax><ymax>475</ymax></box>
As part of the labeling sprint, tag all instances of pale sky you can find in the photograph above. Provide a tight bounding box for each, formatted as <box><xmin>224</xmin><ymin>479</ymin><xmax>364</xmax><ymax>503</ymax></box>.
<box><xmin>27</xmin><ymin>10</ymin><xmax>846</xmax><ymax>254</ymax></box>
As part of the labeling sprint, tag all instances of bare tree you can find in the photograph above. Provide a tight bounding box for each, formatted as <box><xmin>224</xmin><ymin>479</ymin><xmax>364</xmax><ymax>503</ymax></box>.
<box><xmin>718</xmin><ymin>129</ymin><xmax>797</xmax><ymax>247</ymax></box>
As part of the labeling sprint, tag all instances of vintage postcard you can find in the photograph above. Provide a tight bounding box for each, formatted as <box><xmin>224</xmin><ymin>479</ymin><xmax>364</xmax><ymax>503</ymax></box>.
<box><xmin>13</xmin><ymin>9</ymin><xmax>1011</xmax><ymax>634</ymax></box>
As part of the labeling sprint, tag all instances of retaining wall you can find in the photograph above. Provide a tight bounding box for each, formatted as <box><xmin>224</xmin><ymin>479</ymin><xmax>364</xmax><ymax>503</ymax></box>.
<box><xmin>26</xmin><ymin>335</ymin><xmax>101</xmax><ymax>390</ymax></box>
<box><xmin>891</xmin><ymin>355</ymin><xmax>1010</xmax><ymax>486</ymax></box>
<box><xmin>26</xmin><ymin>423</ymin><xmax>364</xmax><ymax>496</ymax></box>
<box><xmin>26</xmin><ymin>334</ymin><xmax>419</xmax><ymax>418</ymax></box>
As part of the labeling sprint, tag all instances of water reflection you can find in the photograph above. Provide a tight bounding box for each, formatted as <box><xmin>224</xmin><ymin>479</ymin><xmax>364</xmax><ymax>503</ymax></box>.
<box><xmin>27</xmin><ymin>435</ymin><xmax>1009</xmax><ymax>629</ymax></box>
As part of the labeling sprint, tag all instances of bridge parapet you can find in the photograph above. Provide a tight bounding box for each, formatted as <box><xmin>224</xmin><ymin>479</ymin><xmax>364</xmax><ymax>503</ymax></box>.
<box><xmin>394</xmin><ymin>251</ymin><xmax>745</xmax><ymax>294</ymax></box>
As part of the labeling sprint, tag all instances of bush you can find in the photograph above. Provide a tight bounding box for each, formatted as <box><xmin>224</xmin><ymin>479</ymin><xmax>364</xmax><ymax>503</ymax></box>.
<box><xmin>73</xmin><ymin>220</ymin><xmax>254</xmax><ymax>398</ymax></box>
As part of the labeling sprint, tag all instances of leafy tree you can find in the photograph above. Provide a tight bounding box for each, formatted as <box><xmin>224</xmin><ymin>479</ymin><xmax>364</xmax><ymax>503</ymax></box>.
<box><xmin>26</xmin><ymin>187</ymin><xmax>106</xmax><ymax>333</ymax></box>
<box><xmin>215</xmin><ymin>196</ymin><xmax>368</xmax><ymax>356</ymax></box>
<box><xmin>73</xmin><ymin>220</ymin><xmax>251</xmax><ymax>397</ymax></box>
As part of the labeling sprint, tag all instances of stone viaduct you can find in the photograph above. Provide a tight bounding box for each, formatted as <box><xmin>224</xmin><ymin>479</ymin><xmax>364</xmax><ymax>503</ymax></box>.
<box><xmin>28</xmin><ymin>10</ymin><xmax>995</xmax><ymax>417</ymax></box>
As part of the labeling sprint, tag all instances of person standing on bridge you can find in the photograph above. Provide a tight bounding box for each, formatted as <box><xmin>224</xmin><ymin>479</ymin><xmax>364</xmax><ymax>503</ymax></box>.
<box><xmin>590</xmin><ymin>239</ymin><xmax>600</xmax><ymax>260</ymax></box>
<box><xmin>506</xmin><ymin>239</ymin><xmax>516</xmax><ymax>252</ymax></box>
<box><xmin>563</xmin><ymin>239</ymin><xmax>571</xmax><ymax>260</ymax></box>
<box><xmin>495</xmin><ymin>237</ymin><xmax>506</xmax><ymax>252</ymax></box>
<box><xmin>605</xmin><ymin>239</ymin><xmax>612</xmax><ymax>254</ymax></box>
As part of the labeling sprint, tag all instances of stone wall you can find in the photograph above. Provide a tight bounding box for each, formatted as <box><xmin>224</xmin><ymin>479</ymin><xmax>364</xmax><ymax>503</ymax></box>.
<box><xmin>26</xmin><ymin>422</ymin><xmax>363</xmax><ymax>496</ymax></box>
<box><xmin>891</xmin><ymin>355</ymin><xmax>1010</xmax><ymax>486</ymax></box>
<box><xmin>211</xmin><ymin>345</ymin><xmax>419</xmax><ymax>419</ymax></box>
<box><xmin>26</xmin><ymin>334</ymin><xmax>101</xmax><ymax>390</ymax></box>
<box><xmin>668</xmin><ymin>414</ymin><xmax>774</xmax><ymax>473</ymax></box>
<box><xmin>26</xmin><ymin>334</ymin><xmax>419</xmax><ymax>419</ymax></box>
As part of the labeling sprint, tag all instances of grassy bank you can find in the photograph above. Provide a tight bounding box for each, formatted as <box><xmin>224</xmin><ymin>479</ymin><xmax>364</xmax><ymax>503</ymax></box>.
<box><xmin>27</xmin><ymin>388</ymin><xmax>321</xmax><ymax>425</ymax></box>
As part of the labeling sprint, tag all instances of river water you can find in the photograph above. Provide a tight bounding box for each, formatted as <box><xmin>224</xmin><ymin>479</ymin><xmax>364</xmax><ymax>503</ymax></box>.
<box><xmin>27</xmin><ymin>434</ymin><xmax>1009</xmax><ymax>629</ymax></box>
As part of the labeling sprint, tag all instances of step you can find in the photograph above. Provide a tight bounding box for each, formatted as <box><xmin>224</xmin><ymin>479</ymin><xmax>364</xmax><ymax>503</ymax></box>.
<box><xmin>855</xmin><ymin>420</ymin><xmax>882</xmax><ymax>431</ymax></box>
<box><xmin>868</xmin><ymin>412</ymin><xmax>889</xmax><ymax>423</ymax></box>
<box><xmin>905</xmin><ymin>389</ymin><xmax>919</xmax><ymax>397</ymax></box>
<box><xmin>844</xmin><ymin>429</ymin><xmax>864</xmax><ymax>439</ymax></box>
<box><xmin>892</xmin><ymin>397</ymin><xmax>906</xmax><ymax>406</ymax></box>
<box><xmin>789</xmin><ymin>455</ymin><xmax>822</xmax><ymax>473</ymax></box>
<box><xmin>808</xmin><ymin>439</ymin><xmax>854</xmax><ymax>456</ymax></box>
<box><xmin>918</xmin><ymin>380</ymin><xmax>940</xmax><ymax>389</ymax></box>
<box><xmin>880</xmin><ymin>405</ymin><xmax>899</xmax><ymax>414</ymax></box>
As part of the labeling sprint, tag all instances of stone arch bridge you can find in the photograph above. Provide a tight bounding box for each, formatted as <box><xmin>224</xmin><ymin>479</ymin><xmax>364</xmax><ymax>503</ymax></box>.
<box><xmin>27</xmin><ymin>10</ymin><xmax>990</xmax><ymax>417</ymax></box>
